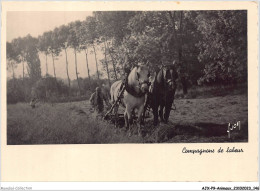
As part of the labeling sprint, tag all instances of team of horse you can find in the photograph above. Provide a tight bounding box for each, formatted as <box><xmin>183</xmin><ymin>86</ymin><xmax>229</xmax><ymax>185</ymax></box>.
<box><xmin>109</xmin><ymin>62</ymin><xmax>178</xmax><ymax>136</ymax></box>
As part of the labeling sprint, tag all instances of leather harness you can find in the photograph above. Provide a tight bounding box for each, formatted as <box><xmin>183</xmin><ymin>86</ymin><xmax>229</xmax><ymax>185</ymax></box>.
<box><xmin>125</xmin><ymin>76</ymin><xmax>147</xmax><ymax>98</ymax></box>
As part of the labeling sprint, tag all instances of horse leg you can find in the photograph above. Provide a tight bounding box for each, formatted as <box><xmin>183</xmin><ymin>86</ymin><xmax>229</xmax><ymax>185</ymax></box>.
<box><xmin>142</xmin><ymin>94</ymin><xmax>149</xmax><ymax>125</ymax></box>
<box><xmin>152</xmin><ymin>104</ymin><xmax>159</xmax><ymax>126</ymax></box>
<box><xmin>137</xmin><ymin>105</ymin><xmax>145</xmax><ymax>137</ymax></box>
<box><xmin>159</xmin><ymin>104</ymin><xmax>165</xmax><ymax>122</ymax></box>
<box><xmin>164</xmin><ymin>106</ymin><xmax>170</xmax><ymax>124</ymax></box>
<box><xmin>124</xmin><ymin>109</ymin><xmax>129</xmax><ymax>127</ymax></box>
<box><xmin>114</xmin><ymin>104</ymin><xmax>119</xmax><ymax>130</ymax></box>
<box><xmin>131</xmin><ymin>109</ymin><xmax>136</xmax><ymax>121</ymax></box>
<box><xmin>164</xmin><ymin>100</ymin><xmax>174</xmax><ymax>124</ymax></box>
<box><xmin>125</xmin><ymin>105</ymin><xmax>133</xmax><ymax>137</ymax></box>
<box><xmin>141</xmin><ymin>107</ymin><xmax>146</xmax><ymax>125</ymax></box>
<box><xmin>142</xmin><ymin>99</ymin><xmax>149</xmax><ymax>125</ymax></box>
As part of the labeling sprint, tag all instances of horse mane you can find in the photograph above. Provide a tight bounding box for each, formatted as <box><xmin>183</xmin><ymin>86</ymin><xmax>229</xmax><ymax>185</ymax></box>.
<box><xmin>154</xmin><ymin>69</ymin><xmax>164</xmax><ymax>86</ymax></box>
<box><xmin>137</xmin><ymin>65</ymin><xmax>148</xmax><ymax>71</ymax></box>
<box><xmin>125</xmin><ymin>66</ymin><xmax>146</xmax><ymax>97</ymax></box>
<box><xmin>127</xmin><ymin>67</ymin><xmax>137</xmax><ymax>85</ymax></box>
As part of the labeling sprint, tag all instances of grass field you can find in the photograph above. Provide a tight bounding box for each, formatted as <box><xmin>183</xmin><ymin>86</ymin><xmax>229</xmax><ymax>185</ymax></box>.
<box><xmin>7</xmin><ymin>89</ymin><xmax>248</xmax><ymax>144</ymax></box>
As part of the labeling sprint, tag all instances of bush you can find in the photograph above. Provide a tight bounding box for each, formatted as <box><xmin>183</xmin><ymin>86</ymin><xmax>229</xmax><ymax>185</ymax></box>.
<box><xmin>7</xmin><ymin>78</ymin><xmax>33</xmax><ymax>104</ymax></box>
<box><xmin>32</xmin><ymin>77</ymin><xmax>69</xmax><ymax>100</ymax></box>
<box><xmin>174</xmin><ymin>83</ymin><xmax>247</xmax><ymax>99</ymax></box>
<box><xmin>7</xmin><ymin>76</ymin><xmax>111</xmax><ymax>104</ymax></box>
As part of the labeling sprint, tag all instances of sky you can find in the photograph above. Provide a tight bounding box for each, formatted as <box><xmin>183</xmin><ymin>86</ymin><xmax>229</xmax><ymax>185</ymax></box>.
<box><xmin>7</xmin><ymin>11</ymin><xmax>106</xmax><ymax>80</ymax></box>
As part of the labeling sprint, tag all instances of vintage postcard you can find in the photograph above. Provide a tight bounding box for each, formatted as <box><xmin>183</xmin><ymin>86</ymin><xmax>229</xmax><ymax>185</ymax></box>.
<box><xmin>1</xmin><ymin>1</ymin><xmax>258</xmax><ymax>184</ymax></box>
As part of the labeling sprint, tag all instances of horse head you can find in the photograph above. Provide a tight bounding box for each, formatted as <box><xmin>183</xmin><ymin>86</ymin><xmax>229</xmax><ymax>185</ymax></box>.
<box><xmin>161</xmin><ymin>61</ymin><xmax>178</xmax><ymax>92</ymax></box>
<box><xmin>135</xmin><ymin>65</ymin><xmax>150</xmax><ymax>93</ymax></box>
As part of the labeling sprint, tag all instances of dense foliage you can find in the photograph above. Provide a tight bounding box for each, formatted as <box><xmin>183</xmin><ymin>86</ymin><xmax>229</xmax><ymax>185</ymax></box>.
<box><xmin>7</xmin><ymin>10</ymin><xmax>247</xmax><ymax>104</ymax></box>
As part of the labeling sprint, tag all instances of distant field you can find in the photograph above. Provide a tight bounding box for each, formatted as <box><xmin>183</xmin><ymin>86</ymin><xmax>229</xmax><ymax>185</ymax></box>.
<box><xmin>7</xmin><ymin>93</ymin><xmax>248</xmax><ymax>144</ymax></box>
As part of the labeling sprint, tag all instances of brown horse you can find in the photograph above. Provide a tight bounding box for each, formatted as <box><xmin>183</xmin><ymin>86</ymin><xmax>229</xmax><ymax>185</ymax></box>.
<box><xmin>148</xmin><ymin>62</ymin><xmax>178</xmax><ymax>126</ymax></box>
<box><xmin>110</xmin><ymin>65</ymin><xmax>150</xmax><ymax>136</ymax></box>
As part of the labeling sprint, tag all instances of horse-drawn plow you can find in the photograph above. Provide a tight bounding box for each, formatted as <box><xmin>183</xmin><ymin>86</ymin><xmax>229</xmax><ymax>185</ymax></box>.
<box><xmin>103</xmin><ymin>82</ymin><xmax>152</xmax><ymax>126</ymax></box>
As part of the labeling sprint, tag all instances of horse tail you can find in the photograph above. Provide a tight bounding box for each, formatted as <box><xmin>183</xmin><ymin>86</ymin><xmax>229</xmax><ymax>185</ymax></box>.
<box><xmin>110</xmin><ymin>80</ymin><xmax>123</xmax><ymax>104</ymax></box>
<box><xmin>110</xmin><ymin>81</ymin><xmax>118</xmax><ymax>103</ymax></box>
<box><xmin>110</xmin><ymin>85</ymin><xmax>115</xmax><ymax>103</ymax></box>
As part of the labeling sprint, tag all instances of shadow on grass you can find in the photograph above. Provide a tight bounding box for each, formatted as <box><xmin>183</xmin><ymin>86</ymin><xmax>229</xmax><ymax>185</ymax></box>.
<box><xmin>141</xmin><ymin>120</ymin><xmax>248</xmax><ymax>143</ymax></box>
<box><xmin>7</xmin><ymin>103</ymin><xmax>248</xmax><ymax>144</ymax></box>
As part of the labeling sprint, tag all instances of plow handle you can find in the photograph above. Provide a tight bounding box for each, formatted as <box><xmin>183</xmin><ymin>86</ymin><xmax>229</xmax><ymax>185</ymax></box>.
<box><xmin>103</xmin><ymin>86</ymin><xmax>125</xmax><ymax>119</ymax></box>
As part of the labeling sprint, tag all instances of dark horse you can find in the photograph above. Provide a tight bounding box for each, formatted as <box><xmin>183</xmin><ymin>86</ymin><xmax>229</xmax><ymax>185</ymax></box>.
<box><xmin>147</xmin><ymin>63</ymin><xmax>178</xmax><ymax>126</ymax></box>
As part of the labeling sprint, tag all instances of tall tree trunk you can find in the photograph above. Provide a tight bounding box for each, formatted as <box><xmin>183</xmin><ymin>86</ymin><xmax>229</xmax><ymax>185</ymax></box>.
<box><xmin>105</xmin><ymin>40</ymin><xmax>118</xmax><ymax>80</ymax></box>
<box><xmin>26</xmin><ymin>65</ymin><xmax>30</xmax><ymax>78</ymax></box>
<box><xmin>22</xmin><ymin>61</ymin><xmax>24</xmax><ymax>80</ymax></box>
<box><xmin>74</xmin><ymin>48</ymin><xmax>81</xmax><ymax>95</ymax></box>
<box><xmin>103</xmin><ymin>41</ymin><xmax>111</xmax><ymax>87</ymax></box>
<box><xmin>178</xmin><ymin>11</ymin><xmax>187</xmax><ymax>95</ymax></box>
<box><xmin>45</xmin><ymin>53</ymin><xmax>48</xmax><ymax>76</ymax></box>
<box><xmin>51</xmin><ymin>52</ymin><xmax>56</xmax><ymax>79</ymax></box>
<box><xmin>168</xmin><ymin>11</ymin><xmax>187</xmax><ymax>95</ymax></box>
<box><xmin>167</xmin><ymin>11</ymin><xmax>177</xmax><ymax>39</ymax></box>
<box><xmin>116</xmin><ymin>46</ymin><xmax>124</xmax><ymax>78</ymax></box>
<box><xmin>84</xmin><ymin>48</ymin><xmax>91</xmax><ymax>80</ymax></box>
<box><xmin>11</xmin><ymin>62</ymin><xmax>15</xmax><ymax>80</ymax></box>
<box><xmin>178</xmin><ymin>11</ymin><xmax>183</xmax><ymax>63</ymax></box>
<box><xmin>92</xmin><ymin>44</ymin><xmax>99</xmax><ymax>80</ymax></box>
<box><xmin>64</xmin><ymin>48</ymin><xmax>71</xmax><ymax>94</ymax></box>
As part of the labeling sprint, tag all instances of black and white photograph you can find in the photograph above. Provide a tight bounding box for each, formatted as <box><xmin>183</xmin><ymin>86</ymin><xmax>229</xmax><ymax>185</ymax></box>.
<box><xmin>1</xmin><ymin>1</ymin><xmax>259</xmax><ymax>186</ymax></box>
<box><xmin>6</xmin><ymin>10</ymin><xmax>248</xmax><ymax>144</ymax></box>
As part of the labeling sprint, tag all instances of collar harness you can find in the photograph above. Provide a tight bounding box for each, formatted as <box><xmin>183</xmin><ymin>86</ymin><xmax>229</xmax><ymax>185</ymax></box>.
<box><xmin>125</xmin><ymin>72</ymin><xmax>150</xmax><ymax>98</ymax></box>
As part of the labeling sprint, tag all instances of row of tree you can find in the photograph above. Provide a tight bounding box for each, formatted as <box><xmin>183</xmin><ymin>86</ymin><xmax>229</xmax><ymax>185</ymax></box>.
<box><xmin>7</xmin><ymin>10</ymin><xmax>247</xmax><ymax>103</ymax></box>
